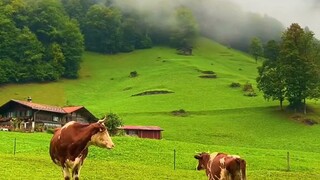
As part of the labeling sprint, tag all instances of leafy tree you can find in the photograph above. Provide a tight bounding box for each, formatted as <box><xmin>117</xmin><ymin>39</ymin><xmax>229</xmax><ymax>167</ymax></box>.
<box><xmin>0</xmin><ymin>0</ymin><xmax>83</xmax><ymax>83</ymax></box>
<box><xmin>61</xmin><ymin>0</ymin><xmax>96</xmax><ymax>29</ymax></box>
<box><xmin>83</xmin><ymin>4</ymin><xmax>122</xmax><ymax>53</ymax></box>
<box><xmin>58</xmin><ymin>20</ymin><xmax>84</xmax><ymax>78</ymax></box>
<box><xmin>104</xmin><ymin>113</ymin><xmax>123</xmax><ymax>136</ymax></box>
<box><xmin>46</xmin><ymin>42</ymin><xmax>65</xmax><ymax>77</ymax></box>
<box><xmin>249</xmin><ymin>37</ymin><xmax>263</xmax><ymax>63</ymax></box>
<box><xmin>121</xmin><ymin>12</ymin><xmax>152</xmax><ymax>52</ymax></box>
<box><xmin>170</xmin><ymin>6</ymin><xmax>198</xmax><ymax>51</ymax></box>
<box><xmin>0</xmin><ymin>59</ymin><xmax>15</xmax><ymax>83</ymax></box>
<box><xmin>257</xmin><ymin>60</ymin><xmax>285</xmax><ymax>110</ymax></box>
<box><xmin>264</xmin><ymin>40</ymin><xmax>279</xmax><ymax>61</ymax></box>
<box><xmin>0</xmin><ymin>15</ymin><xmax>19</xmax><ymax>60</ymax></box>
<box><xmin>257</xmin><ymin>23</ymin><xmax>320</xmax><ymax>113</ymax></box>
<box><xmin>280</xmin><ymin>24</ymin><xmax>320</xmax><ymax>112</ymax></box>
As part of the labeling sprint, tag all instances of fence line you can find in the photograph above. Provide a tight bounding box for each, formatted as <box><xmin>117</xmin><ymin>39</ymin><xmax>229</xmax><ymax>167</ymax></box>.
<box><xmin>2</xmin><ymin>137</ymin><xmax>320</xmax><ymax>171</ymax></box>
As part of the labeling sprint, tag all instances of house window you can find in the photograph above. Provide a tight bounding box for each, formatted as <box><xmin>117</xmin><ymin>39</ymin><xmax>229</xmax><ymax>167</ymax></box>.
<box><xmin>26</xmin><ymin>110</ymin><xmax>32</xmax><ymax>116</ymax></box>
<box><xmin>8</xmin><ymin>112</ymin><xmax>14</xmax><ymax>117</ymax></box>
<box><xmin>53</xmin><ymin>116</ymin><xmax>59</xmax><ymax>122</ymax></box>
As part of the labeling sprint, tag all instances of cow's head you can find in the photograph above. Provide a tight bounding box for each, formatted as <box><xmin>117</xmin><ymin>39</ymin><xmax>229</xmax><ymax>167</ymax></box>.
<box><xmin>90</xmin><ymin>117</ymin><xmax>115</xmax><ymax>149</ymax></box>
<box><xmin>194</xmin><ymin>152</ymin><xmax>210</xmax><ymax>170</ymax></box>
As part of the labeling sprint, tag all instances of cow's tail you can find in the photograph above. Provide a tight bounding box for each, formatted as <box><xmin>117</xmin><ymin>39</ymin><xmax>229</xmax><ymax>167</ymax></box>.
<box><xmin>237</xmin><ymin>158</ymin><xmax>246</xmax><ymax>180</ymax></box>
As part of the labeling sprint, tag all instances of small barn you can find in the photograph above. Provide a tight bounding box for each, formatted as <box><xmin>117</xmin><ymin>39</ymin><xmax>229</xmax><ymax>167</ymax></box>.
<box><xmin>118</xmin><ymin>126</ymin><xmax>163</xmax><ymax>140</ymax></box>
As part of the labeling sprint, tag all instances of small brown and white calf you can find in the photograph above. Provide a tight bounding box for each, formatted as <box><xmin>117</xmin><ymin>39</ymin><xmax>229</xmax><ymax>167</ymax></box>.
<box><xmin>49</xmin><ymin>118</ymin><xmax>114</xmax><ymax>180</ymax></box>
<box><xmin>194</xmin><ymin>152</ymin><xmax>246</xmax><ymax>180</ymax></box>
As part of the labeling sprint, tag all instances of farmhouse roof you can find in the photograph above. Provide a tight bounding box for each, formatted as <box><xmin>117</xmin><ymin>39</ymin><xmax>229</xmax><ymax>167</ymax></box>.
<box><xmin>0</xmin><ymin>99</ymin><xmax>91</xmax><ymax>115</ymax></box>
<box><xmin>63</xmin><ymin>106</ymin><xmax>83</xmax><ymax>113</ymax></box>
<box><xmin>118</xmin><ymin>125</ymin><xmax>163</xmax><ymax>131</ymax></box>
<box><xmin>11</xmin><ymin>99</ymin><xmax>66</xmax><ymax>113</ymax></box>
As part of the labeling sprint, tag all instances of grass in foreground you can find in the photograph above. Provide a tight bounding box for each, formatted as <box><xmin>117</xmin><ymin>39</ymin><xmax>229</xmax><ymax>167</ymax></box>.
<box><xmin>0</xmin><ymin>131</ymin><xmax>320</xmax><ymax>180</ymax></box>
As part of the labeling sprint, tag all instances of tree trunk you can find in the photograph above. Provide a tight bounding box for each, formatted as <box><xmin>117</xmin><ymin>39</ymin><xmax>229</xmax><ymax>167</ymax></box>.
<box><xmin>280</xmin><ymin>99</ymin><xmax>283</xmax><ymax>110</ymax></box>
<box><xmin>303</xmin><ymin>98</ymin><xmax>307</xmax><ymax>114</ymax></box>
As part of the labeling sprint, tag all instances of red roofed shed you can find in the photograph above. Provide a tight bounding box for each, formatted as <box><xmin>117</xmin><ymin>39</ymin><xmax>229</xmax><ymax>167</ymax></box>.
<box><xmin>118</xmin><ymin>126</ymin><xmax>163</xmax><ymax>140</ymax></box>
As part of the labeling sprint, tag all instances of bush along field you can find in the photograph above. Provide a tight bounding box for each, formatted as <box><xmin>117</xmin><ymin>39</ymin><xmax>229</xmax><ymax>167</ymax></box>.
<box><xmin>1</xmin><ymin>38</ymin><xmax>320</xmax><ymax>179</ymax></box>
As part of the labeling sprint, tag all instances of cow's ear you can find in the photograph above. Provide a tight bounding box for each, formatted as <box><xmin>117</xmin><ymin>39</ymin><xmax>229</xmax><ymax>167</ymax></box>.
<box><xmin>194</xmin><ymin>154</ymin><xmax>201</xmax><ymax>159</ymax></box>
<box><xmin>99</xmin><ymin>128</ymin><xmax>104</xmax><ymax>132</ymax></box>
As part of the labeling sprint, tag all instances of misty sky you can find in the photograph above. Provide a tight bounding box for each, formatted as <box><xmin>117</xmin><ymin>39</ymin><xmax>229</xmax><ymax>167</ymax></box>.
<box><xmin>230</xmin><ymin>0</ymin><xmax>320</xmax><ymax>38</ymax></box>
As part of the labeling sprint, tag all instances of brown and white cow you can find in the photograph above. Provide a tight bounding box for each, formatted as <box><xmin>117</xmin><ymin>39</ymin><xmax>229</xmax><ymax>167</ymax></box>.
<box><xmin>194</xmin><ymin>152</ymin><xmax>246</xmax><ymax>180</ymax></box>
<box><xmin>49</xmin><ymin>117</ymin><xmax>114</xmax><ymax>180</ymax></box>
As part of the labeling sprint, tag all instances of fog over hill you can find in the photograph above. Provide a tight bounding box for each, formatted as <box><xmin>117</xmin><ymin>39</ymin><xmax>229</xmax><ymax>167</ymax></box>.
<box><xmin>231</xmin><ymin>0</ymin><xmax>320</xmax><ymax>39</ymax></box>
<box><xmin>111</xmin><ymin>0</ymin><xmax>285</xmax><ymax>51</ymax></box>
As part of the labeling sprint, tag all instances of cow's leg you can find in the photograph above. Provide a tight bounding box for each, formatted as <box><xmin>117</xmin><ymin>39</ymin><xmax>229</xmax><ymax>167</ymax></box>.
<box><xmin>72</xmin><ymin>157</ymin><xmax>83</xmax><ymax>180</ymax></box>
<box><xmin>62</xmin><ymin>166</ymin><xmax>71</xmax><ymax>180</ymax></box>
<box><xmin>72</xmin><ymin>166</ymin><xmax>82</xmax><ymax>180</ymax></box>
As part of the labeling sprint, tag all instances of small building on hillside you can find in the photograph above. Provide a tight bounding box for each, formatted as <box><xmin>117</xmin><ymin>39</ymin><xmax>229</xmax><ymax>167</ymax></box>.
<box><xmin>118</xmin><ymin>125</ymin><xmax>163</xmax><ymax>140</ymax></box>
<box><xmin>0</xmin><ymin>98</ymin><xmax>97</xmax><ymax>132</ymax></box>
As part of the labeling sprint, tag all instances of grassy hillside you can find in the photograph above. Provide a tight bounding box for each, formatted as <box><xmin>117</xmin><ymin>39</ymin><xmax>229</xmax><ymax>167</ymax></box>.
<box><xmin>0</xmin><ymin>37</ymin><xmax>320</xmax><ymax>179</ymax></box>
<box><xmin>1</xmin><ymin>38</ymin><xmax>277</xmax><ymax>112</ymax></box>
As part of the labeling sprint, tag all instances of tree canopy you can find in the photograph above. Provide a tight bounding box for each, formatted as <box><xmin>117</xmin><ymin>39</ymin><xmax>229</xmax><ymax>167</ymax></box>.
<box><xmin>249</xmin><ymin>37</ymin><xmax>263</xmax><ymax>63</ymax></box>
<box><xmin>0</xmin><ymin>0</ymin><xmax>289</xmax><ymax>85</ymax></box>
<box><xmin>257</xmin><ymin>23</ymin><xmax>320</xmax><ymax>113</ymax></box>
<box><xmin>0</xmin><ymin>0</ymin><xmax>83</xmax><ymax>83</ymax></box>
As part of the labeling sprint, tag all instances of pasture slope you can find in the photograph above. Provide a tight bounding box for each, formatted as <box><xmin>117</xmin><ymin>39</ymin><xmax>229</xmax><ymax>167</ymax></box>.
<box><xmin>1</xmin><ymin>37</ymin><xmax>320</xmax><ymax>179</ymax></box>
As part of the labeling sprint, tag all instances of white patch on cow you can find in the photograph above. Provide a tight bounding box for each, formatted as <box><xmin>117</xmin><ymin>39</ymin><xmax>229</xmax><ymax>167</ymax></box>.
<box><xmin>219</xmin><ymin>157</ymin><xmax>226</xmax><ymax>167</ymax></box>
<box><xmin>220</xmin><ymin>168</ymin><xmax>230</xmax><ymax>180</ymax></box>
<box><xmin>62</xmin><ymin>167</ymin><xmax>70</xmax><ymax>179</ymax></box>
<box><xmin>207</xmin><ymin>152</ymin><xmax>219</xmax><ymax>169</ymax></box>
<box><xmin>206</xmin><ymin>152</ymin><xmax>219</xmax><ymax>180</ymax></box>
<box><xmin>65</xmin><ymin>156</ymin><xmax>82</xmax><ymax>169</ymax></box>
<box><xmin>62</xmin><ymin>121</ymin><xmax>76</xmax><ymax>130</ymax></box>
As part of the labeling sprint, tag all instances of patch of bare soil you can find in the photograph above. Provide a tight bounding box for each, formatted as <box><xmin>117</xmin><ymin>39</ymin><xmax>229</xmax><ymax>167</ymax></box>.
<box><xmin>303</xmin><ymin>119</ymin><xmax>318</xmax><ymax>126</ymax></box>
<box><xmin>199</xmin><ymin>74</ymin><xmax>217</xmax><ymax>78</ymax></box>
<box><xmin>197</xmin><ymin>69</ymin><xmax>217</xmax><ymax>79</ymax></box>
<box><xmin>132</xmin><ymin>90</ymin><xmax>174</xmax><ymax>96</ymax></box>
<box><xmin>291</xmin><ymin>114</ymin><xmax>318</xmax><ymax>126</ymax></box>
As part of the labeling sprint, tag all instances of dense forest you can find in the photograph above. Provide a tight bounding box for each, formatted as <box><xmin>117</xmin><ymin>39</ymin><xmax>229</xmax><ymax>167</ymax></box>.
<box><xmin>0</xmin><ymin>0</ymin><xmax>287</xmax><ymax>84</ymax></box>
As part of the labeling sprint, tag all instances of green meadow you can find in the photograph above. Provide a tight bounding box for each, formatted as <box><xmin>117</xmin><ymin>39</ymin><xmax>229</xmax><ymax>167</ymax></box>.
<box><xmin>1</xmin><ymin>38</ymin><xmax>320</xmax><ymax>179</ymax></box>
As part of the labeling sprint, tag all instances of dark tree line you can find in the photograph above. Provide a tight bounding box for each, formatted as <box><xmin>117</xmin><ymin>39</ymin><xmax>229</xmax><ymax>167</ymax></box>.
<box><xmin>0</xmin><ymin>0</ymin><xmax>198</xmax><ymax>84</ymax></box>
<box><xmin>0</xmin><ymin>0</ymin><xmax>83</xmax><ymax>83</ymax></box>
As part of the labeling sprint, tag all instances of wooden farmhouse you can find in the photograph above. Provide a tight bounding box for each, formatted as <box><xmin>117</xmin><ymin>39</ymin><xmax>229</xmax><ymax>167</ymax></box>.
<box><xmin>0</xmin><ymin>98</ymin><xmax>96</xmax><ymax>132</ymax></box>
<box><xmin>118</xmin><ymin>125</ymin><xmax>163</xmax><ymax>140</ymax></box>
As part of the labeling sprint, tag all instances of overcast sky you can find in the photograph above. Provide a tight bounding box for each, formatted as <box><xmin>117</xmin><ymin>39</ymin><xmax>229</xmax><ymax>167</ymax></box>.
<box><xmin>230</xmin><ymin>0</ymin><xmax>320</xmax><ymax>38</ymax></box>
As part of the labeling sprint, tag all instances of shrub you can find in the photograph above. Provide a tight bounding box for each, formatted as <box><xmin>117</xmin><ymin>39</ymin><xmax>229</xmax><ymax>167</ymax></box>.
<box><xmin>243</xmin><ymin>82</ymin><xmax>253</xmax><ymax>92</ymax></box>
<box><xmin>105</xmin><ymin>113</ymin><xmax>124</xmax><ymax>136</ymax></box>
<box><xmin>46</xmin><ymin>128</ymin><xmax>55</xmax><ymax>134</ymax></box>
<box><xmin>230</xmin><ymin>82</ymin><xmax>241</xmax><ymax>88</ymax></box>
<box><xmin>130</xmin><ymin>71</ymin><xmax>138</xmax><ymax>78</ymax></box>
<box><xmin>244</xmin><ymin>91</ymin><xmax>257</xmax><ymax>97</ymax></box>
<box><xmin>242</xmin><ymin>82</ymin><xmax>257</xmax><ymax>97</ymax></box>
<box><xmin>171</xmin><ymin>109</ymin><xmax>188</xmax><ymax>116</ymax></box>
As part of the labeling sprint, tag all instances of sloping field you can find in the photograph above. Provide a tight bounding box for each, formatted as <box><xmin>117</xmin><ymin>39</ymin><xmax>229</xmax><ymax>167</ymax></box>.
<box><xmin>0</xmin><ymin>37</ymin><xmax>320</xmax><ymax>179</ymax></box>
